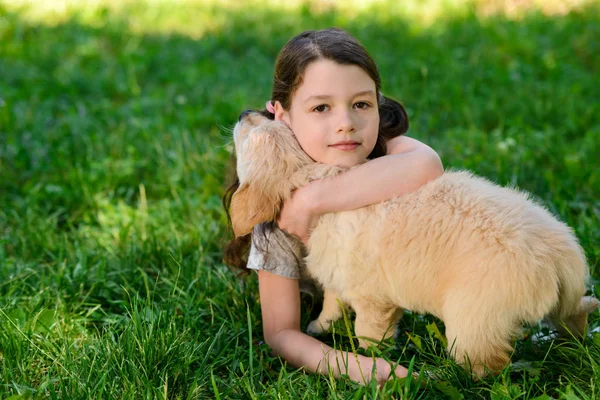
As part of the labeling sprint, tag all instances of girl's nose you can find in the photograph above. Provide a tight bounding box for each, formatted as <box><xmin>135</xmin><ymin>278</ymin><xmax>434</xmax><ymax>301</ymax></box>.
<box><xmin>337</xmin><ymin>110</ymin><xmax>355</xmax><ymax>133</ymax></box>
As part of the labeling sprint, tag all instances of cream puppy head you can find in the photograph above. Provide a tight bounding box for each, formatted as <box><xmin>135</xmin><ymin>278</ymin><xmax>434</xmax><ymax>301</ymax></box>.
<box><xmin>230</xmin><ymin>111</ymin><xmax>312</xmax><ymax>237</ymax></box>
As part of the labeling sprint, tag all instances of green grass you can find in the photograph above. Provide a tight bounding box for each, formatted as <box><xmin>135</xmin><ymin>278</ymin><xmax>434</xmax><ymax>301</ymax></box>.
<box><xmin>0</xmin><ymin>0</ymin><xmax>599</xmax><ymax>398</ymax></box>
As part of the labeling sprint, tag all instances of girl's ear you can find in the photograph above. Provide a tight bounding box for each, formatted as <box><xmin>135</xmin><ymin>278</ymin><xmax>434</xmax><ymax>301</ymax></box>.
<box><xmin>273</xmin><ymin>101</ymin><xmax>290</xmax><ymax>126</ymax></box>
<box><xmin>230</xmin><ymin>183</ymin><xmax>273</xmax><ymax>237</ymax></box>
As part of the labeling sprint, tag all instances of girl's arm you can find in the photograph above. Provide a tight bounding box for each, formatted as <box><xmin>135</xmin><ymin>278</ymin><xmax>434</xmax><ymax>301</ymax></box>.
<box><xmin>277</xmin><ymin>136</ymin><xmax>443</xmax><ymax>243</ymax></box>
<box><xmin>312</xmin><ymin>135</ymin><xmax>443</xmax><ymax>214</ymax></box>
<box><xmin>258</xmin><ymin>270</ymin><xmax>408</xmax><ymax>385</ymax></box>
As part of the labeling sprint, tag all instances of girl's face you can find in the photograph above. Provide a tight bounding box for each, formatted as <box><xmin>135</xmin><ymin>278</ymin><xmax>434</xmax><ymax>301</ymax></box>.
<box><xmin>277</xmin><ymin>59</ymin><xmax>380</xmax><ymax>167</ymax></box>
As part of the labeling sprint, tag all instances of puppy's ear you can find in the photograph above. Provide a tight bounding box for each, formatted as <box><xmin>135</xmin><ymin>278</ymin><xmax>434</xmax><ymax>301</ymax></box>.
<box><xmin>230</xmin><ymin>183</ymin><xmax>275</xmax><ymax>237</ymax></box>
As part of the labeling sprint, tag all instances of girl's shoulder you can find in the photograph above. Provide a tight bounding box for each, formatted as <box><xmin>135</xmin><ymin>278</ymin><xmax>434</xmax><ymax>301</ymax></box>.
<box><xmin>248</xmin><ymin>223</ymin><xmax>306</xmax><ymax>279</ymax></box>
<box><xmin>250</xmin><ymin>223</ymin><xmax>322</xmax><ymax>298</ymax></box>
<box><xmin>252</xmin><ymin>223</ymin><xmax>304</xmax><ymax>251</ymax></box>
<box><xmin>386</xmin><ymin>135</ymin><xmax>435</xmax><ymax>155</ymax></box>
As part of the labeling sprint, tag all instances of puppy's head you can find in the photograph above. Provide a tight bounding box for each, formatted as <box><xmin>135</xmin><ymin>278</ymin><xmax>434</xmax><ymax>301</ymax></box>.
<box><xmin>230</xmin><ymin>111</ymin><xmax>311</xmax><ymax>237</ymax></box>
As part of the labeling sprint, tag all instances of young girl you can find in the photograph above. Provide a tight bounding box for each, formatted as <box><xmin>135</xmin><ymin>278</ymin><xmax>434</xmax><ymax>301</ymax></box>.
<box><xmin>223</xmin><ymin>28</ymin><xmax>443</xmax><ymax>385</ymax></box>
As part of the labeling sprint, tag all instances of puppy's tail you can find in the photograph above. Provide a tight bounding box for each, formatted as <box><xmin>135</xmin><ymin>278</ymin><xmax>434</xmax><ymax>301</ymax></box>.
<box><xmin>550</xmin><ymin>235</ymin><xmax>597</xmax><ymax>337</ymax></box>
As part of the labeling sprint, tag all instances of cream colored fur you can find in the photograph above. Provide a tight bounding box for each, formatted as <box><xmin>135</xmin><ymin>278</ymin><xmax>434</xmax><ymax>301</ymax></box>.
<box><xmin>230</xmin><ymin>112</ymin><xmax>598</xmax><ymax>377</ymax></box>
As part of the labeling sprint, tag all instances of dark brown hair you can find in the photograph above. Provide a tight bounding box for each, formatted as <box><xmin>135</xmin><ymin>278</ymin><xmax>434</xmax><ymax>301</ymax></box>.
<box><xmin>223</xmin><ymin>28</ymin><xmax>409</xmax><ymax>273</ymax></box>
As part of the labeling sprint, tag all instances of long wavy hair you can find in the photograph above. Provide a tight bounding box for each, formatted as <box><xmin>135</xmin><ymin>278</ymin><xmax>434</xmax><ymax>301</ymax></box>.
<box><xmin>222</xmin><ymin>28</ymin><xmax>409</xmax><ymax>273</ymax></box>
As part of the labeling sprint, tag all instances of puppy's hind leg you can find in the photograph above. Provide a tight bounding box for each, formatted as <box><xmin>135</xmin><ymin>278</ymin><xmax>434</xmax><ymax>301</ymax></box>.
<box><xmin>443</xmin><ymin>298</ymin><xmax>515</xmax><ymax>378</ymax></box>
<box><xmin>551</xmin><ymin>296</ymin><xmax>600</xmax><ymax>338</ymax></box>
<box><xmin>307</xmin><ymin>289</ymin><xmax>344</xmax><ymax>335</ymax></box>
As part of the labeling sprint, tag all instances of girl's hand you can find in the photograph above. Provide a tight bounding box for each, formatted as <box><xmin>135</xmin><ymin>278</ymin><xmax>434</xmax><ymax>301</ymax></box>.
<box><xmin>277</xmin><ymin>181</ymin><xmax>322</xmax><ymax>245</ymax></box>
<box><xmin>350</xmin><ymin>355</ymin><xmax>410</xmax><ymax>386</ymax></box>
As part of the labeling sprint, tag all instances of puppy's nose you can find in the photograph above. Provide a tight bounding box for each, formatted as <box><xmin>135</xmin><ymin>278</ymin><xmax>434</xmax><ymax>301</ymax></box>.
<box><xmin>239</xmin><ymin>109</ymin><xmax>253</xmax><ymax>121</ymax></box>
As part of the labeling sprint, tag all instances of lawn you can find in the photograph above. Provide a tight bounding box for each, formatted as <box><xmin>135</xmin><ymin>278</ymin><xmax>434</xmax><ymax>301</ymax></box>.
<box><xmin>1</xmin><ymin>0</ymin><xmax>599</xmax><ymax>398</ymax></box>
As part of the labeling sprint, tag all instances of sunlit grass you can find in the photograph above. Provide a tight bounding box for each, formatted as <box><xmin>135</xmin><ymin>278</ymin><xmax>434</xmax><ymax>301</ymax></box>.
<box><xmin>3</xmin><ymin>0</ymin><xmax>597</xmax><ymax>37</ymax></box>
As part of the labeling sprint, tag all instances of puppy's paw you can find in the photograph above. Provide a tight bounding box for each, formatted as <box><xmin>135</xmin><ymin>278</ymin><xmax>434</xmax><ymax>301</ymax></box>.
<box><xmin>307</xmin><ymin>319</ymin><xmax>330</xmax><ymax>335</ymax></box>
<box><xmin>581</xmin><ymin>296</ymin><xmax>600</xmax><ymax>314</ymax></box>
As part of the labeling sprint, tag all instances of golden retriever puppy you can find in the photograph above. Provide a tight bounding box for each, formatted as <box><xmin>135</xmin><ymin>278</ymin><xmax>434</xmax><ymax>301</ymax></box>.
<box><xmin>230</xmin><ymin>111</ymin><xmax>598</xmax><ymax>377</ymax></box>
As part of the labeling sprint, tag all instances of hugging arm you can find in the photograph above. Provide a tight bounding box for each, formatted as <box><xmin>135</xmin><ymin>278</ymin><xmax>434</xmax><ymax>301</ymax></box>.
<box><xmin>277</xmin><ymin>135</ymin><xmax>443</xmax><ymax>242</ymax></box>
<box><xmin>257</xmin><ymin>270</ymin><xmax>408</xmax><ymax>385</ymax></box>
<box><xmin>311</xmin><ymin>135</ymin><xmax>443</xmax><ymax>214</ymax></box>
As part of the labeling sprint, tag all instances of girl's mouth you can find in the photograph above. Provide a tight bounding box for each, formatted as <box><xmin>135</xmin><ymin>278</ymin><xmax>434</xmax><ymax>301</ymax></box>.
<box><xmin>330</xmin><ymin>141</ymin><xmax>360</xmax><ymax>151</ymax></box>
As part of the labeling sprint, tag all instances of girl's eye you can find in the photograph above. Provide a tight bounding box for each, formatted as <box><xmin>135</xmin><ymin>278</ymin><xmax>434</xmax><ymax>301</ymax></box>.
<box><xmin>354</xmin><ymin>101</ymin><xmax>370</xmax><ymax>109</ymax></box>
<box><xmin>313</xmin><ymin>104</ymin><xmax>329</xmax><ymax>113</ymax></box>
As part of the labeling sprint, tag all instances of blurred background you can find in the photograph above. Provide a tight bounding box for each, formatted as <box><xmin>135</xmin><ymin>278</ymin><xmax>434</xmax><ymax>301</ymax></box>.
<box><xmin>1</xmin><ymin>0</ymin><xmax>599</xmax><ymax>398</ymax></box>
